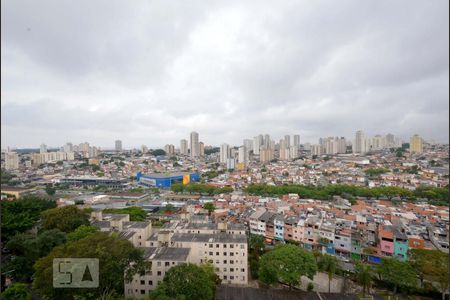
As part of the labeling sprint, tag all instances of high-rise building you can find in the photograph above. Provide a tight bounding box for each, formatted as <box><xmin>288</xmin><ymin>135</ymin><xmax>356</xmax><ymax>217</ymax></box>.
<box><xmin>226</xmin><ymin>158</ymin><xmax>236</xmax><ymax>170</ymax></box>
<box><xmin>238</xmin><ymin>146</ymin><xmax>248</xmax><ymax>166</ymax></box>
<box><xmin>220</xmin><ymin>143</ymin><xmax>230</xmax><ymax>164</ymax></box>
<box><xmin>311</xmin><ymin>144</ymin><xmax>322</xmax><ymax>156</ymax></box>
<box><xmin>354</xmin><ymin>130</ymin><xmax>366</xmax><ymax>154</ymax></box>
<box><xmin>253</xmin><ymin>136</ymin><xmax>261</xmax><ymax>155</ymax></box>
<box><xmin>410</xmin><ymin>134</ymin><xmax>423</xmax><ymax>154</ymax></box>
<box><xmin>40</xmin><ymin>144</ymin><xmax>47</xmax><ymax>154</ymax></box>
<box><xmin>190</xmin><ymin>132</ymin><xmax>199</xmax><ymax>158</ymax></box>
<box><xmin>5</xmin><ymin>152</ymin><xmax>19</xmax><ymax>170</ymax></box>
<box><xmin>293</xmin><ymin>135</ymin><xmax>300</xmax><ymax>147</ymax></box>
<box><xmin>199</xmin><ymin>142</ymin><xmax>205</xmax><ymax>157</ymax></box>
<box><xmin>115</xmin><ymin>140</ymin><xmax>123</xmax><ymax>152</ymax></box>
<box><xmin>289</xmin><ymin>146</ymin><xmax>299</xmax><ymax>159</ymax></box>
<box><xmin>164</xmin><ymin>144</ymin><xmax>175</xmax><ymax>155</ymax></box>
<box><xmin>263</xmin><ymin>134</ymin><xmax>270</xmax><ymax>148</ymax></box>
<box><xmin>385</xmin><ymin>133</ymin><xmax>395</xmax><ymax>148</ymax></box>
<box><xmin>260</xmin><ymin>147</ymin><xmax>274</xmax><ymax>163</ymax></box>
<box><xmin>284</xmin><ymin>135</ymin><xmax>291</xmax><ymax>148</ymax></box>
<box><xmin>141</xmin><ymin>145</ymin><xmax>148</xmax><ymax>153</ymax></box>
<box><xmin>180</xmin><ymin>139</ymin><xmax>188</xmax><ymax>155</ymax></box>
<box><xmin>243</xmin><ymin>139</ymin><xmax>253</xmax><ymax>152</ymax></box>
<box><xmin>63</xmin><ymin>142</ymin><xmax>73</xmax><ymax>153</ymax></box>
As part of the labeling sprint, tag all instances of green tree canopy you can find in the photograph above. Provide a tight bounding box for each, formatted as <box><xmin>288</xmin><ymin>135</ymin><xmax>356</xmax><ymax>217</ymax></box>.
<box><xmin>0</xmin><ymin>283</ymin><xmax>32</xmax><ymax>300</ymax></box>
<box><xmin>258</xmin><ymin>244</ymin><xmax>317</xmax><ymax>289</ymax></box>
<box><xmin>41</xmin><ymin>205</ymin><xmax>90</xmax><ymax>233</ymax></box>
<box><xmin>33</xmin><ymin>232</ymin><xmax>146</xmax><ymax>300</ymax></box>
<box><xmin>150</xmin><ymin>263</ymin><xmax>215</xmax><ymax>300</ymax></box>
<box><xmin>151</xmin><ymin>149</ymin><xmax>166</xmax><ymax>156</ymax></box>
<box><xmin>354</xmin><ymin>263</ymin><xmax>373</xmax><ymax>296</ymax></box>
<box><xmin>67</xmin><ymin>225</ymin><xmax>99</xmax><ymax>242</ymax></box>
<box><xmin>1</xmin><ymin>196</ymin><xmax>56</xmax><ymax>242</ymax></box>
<box><xmin>203</xmin><ymin>202</ymin><xmax>216</xmax><ymax>214</ymax></box>
<box><xmin>376</xmin><ymin>258</ymin><xmax>417</xmax><ymax>293</ymax></box>
<box><xmin>103</xmin><ymin>207</ymin><xmax>147</xmax><ymax>221</ymax></box>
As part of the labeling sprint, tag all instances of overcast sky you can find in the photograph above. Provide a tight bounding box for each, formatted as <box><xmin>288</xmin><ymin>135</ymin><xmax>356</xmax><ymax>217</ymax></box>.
<box><xmin>1</xmin><ymin>0</ymin><xmax>449</xmax><ymax>149</ymax></box>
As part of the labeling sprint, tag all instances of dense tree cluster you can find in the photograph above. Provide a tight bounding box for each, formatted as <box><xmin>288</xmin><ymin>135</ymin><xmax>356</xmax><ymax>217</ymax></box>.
<box><xmin>364</xmin><ymin>168</ymin><xmax>390</xmax><ymax>177</ymax></box>
<box><xmin>171</xmin><ymin>183</ymin><xmax>233</xmax><ymax>195</ymax></box>
<box><xmin>244</xmin><ymin>183</ymin><xmax>448</xmax><ymax>204</ymax></box>
<box><xmin>103</xmin><ymin>206</ymin><xmax>147</xmax><ymax>221</ymax></box>
<box><xmin>1</xmin><ymin>196</ymin><xmax>56</xmax><ymax>242</ymax></box>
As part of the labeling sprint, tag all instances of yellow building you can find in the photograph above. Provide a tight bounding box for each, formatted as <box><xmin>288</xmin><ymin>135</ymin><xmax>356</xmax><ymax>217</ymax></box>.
<box><xmin>410</xmin><ymin>134</ymin><xmax>423</xmax><ymax>154</ymax></box>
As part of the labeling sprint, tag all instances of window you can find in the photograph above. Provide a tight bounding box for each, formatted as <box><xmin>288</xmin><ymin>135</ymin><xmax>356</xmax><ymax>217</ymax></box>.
<box><xmin>139</xmin><ymin>235</ymin><xmax>141</xmax><ymax>239</ymax></box>
<box><xmin>223</xmin><ymin>260</ymin><xmax>227</xmax><ymax>264</ymax></box>
<box><xmin>165</xmin><ymin>262</ymin><xmax>170</xmax><ymax>266</ymax></box>
<box><xmin>140</xmin><ymin>280</ymin><xmax>145</xmax><ymax>285</ymax></box>
<box><xmin>230</xmin><ymin>244</ymin><xmax>234</xmax><ymax>248</ymax></box>
<box><xmin>223</xmin><ymin>252</ymin><xmax>227</xmax><ymax>256</ymax></box>
<box><xmin>224</xmin><ymin>268</ymin><xmax>227</xmax><ymax>272</ymax></box>
<box><xmin>230</xmin><ymin>268</ymin><xmax>234</xmax><ymax>272</ymax></box>
<box><xmin>141</xmin><ymin>290</ymin><xmax>145</xmax><ymax>295</ymax></box>
<box><xmin>216</xmin><ymin>244</ymin><xmax>219</xmax><ymax>248</ymax></box>
<box><xmin>157</xmin><ymin>262</ymin><xmax>161</xmax><ymax>266</ymax></box>
<box><xmin>157</xmin><ymin>271</ymin><xmax>162</xmax><ymax>276</ymax></box>
<box><xmin>230</xmin><ymin>276</ymin><xmax>234</xmax><ymax>280</ymax></box>
<box><xmin>230</xmin><ymin>260</ymin><xmax>234</xmax><ymax>264</ymax></box>
<box><xmin>223</xmin><ymin>275</ymin><xmax>227</xmax><ymax>280</ymax></box>
<box><xmin>149</xmin><ymin>281</ymin><xmax>153</xmax><ymax>285</ymax></box>
<box><xmin>224</xmin><ymin>244</ymin><xmax>227</xmax><ymax>248</ymax></box>
<box><xmin>241</xmin><ymin>268</ymin><xmax>245</xmax><ymax>272</ymax></box>
<box><xmin>230</xmin><ymin>252</ymin><xmax>234</xmax><ymax>256</ymax></box>
<box><xmin>216</xmin><ymin>252</ymin><xmax>219</xmax><ymax>256</ymax></box>
<box><xmin>209</xmin><ymin>252</ymin><xmax>213</xmax><ymax>255</ymax></box>
<box><xmin>209</xmin><ymin>244</ymin><xmax>213</xmax><ymax>248</ymax></box>
<box><xmin>216</xmin><ymin>260</ymin><xmax>219</xmax><ymax>264</ymax></box>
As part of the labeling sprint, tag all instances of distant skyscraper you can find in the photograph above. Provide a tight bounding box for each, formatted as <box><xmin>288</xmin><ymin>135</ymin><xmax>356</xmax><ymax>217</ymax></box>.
<box><xmin>354</xmin><ymin>130</ymin><xmax>366</xmax><ymax>154</ymax></box>
<box><xmin>260</xmin><ymin>147</ymin><xmax>274</xmax><ymax>163</ymax></box>
<box><xmin>410</xmin><ymin>134</ymin><xmax>423</xmax><ymax>154</ymax></box>
<box><xmin>311</xmin><ymin>144</ymin><xmax>322</xmax><ymax>156</ymax></box>
<box><xmin>115</xmin><ymin>140</ymin><xmax>123</xmax><ymax>152</ymax></box>
<box><xmin>385</xmin><ymin>133</ymin><xmax>395</xmax><ymax>147</ymax></box>
<box><xmin>253</xmin><ymin>136</ymin><xmax>261</xmax><ymax>155</ymax></box>
<box><xmin>284</xmin><ymin>135</ymin><xmax>291</xmax><ymax>148</ymax></box>
<box><xmin>164</xmin><ymin>144</ymin><xmax>175</xmax><ymax>155</ymax></box>
<box><xmin>63</xmin><ymin>142</ymin><xmax>73</xmax><ymax>153</ymax></box>
<box><xmin>190</xmin><ymin>132</ymin><xmax>200</xmax><ymax>158</ymax></box>
<box><xmin>220</xmin><ymin>143</ymin><xmax>230</xmax><ymax>164</ymax></box>
<box><xmin>141</xmin><ymin>145</ymin><xmax>148</xmax><ymax>153</ymax></box>
<box><xmin>199</xmin><ymin>142</ymin><xmax>205</xmax><ymax>156</ymax></box>
<box><xmin>40</xmin><ymin>144</ymin><xmax>47</xmax><ymax>154</ymax></box>
<box><xmin>293</xmin><ymin>135</ymin><xmax>300</xmax><ymax>147</ymax></box>
<box><xmin>243</xmin><ymin>139</ymin><xmax>253</xmax><ymax>152</ymax></box>
<box><xmin>5</xmin><ymin>152</ymin><xmax>19</xmax><ymax>170</ymax></box>
<box><xmin>264</xmin><ymin>134</ymin><xmax>270</xmax><ymax>148</ymax></box>
<box><xmin>180</xmin><ymin>139</ymin><xmax>188</xmax><ymax>155</ymax></box>
<box><xmin>238</xmin><ymin>145</ymin><xmax>248</xmax><ymax>166</ymax></box>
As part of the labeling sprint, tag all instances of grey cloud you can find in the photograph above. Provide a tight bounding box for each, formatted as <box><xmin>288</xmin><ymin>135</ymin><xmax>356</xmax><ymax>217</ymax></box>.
<box><xmin>1</xmin><ymin>0</ymin><xmax>448</xmax><ymax>148</ymax></box>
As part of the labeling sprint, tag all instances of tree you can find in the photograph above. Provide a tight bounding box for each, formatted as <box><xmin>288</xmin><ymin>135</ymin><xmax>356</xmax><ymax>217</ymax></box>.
<box><xmin>150</xmin><ymin>263</ymin><xmax>215</xmax><ymax>300</ymax></box>
<box><xmin>67</xmin><ymin>225</ymin><xmax>99</xmax><ymax>241</ymax></box>
<box><xmin>5</xmin><ymin>229</ymin><xmax>67</xmax><ymax>282</ymax></box>
<box><xmin>318</xmin><ymin>254</ymin><xmax>340</xmax><ymax>293</ymax></box>
<box><xmin>258</xmin><ymin>244</ymin><xmax>317</xmax><ymax>289</ymax></box>
<box><xmin>409</xmin><ymin>249</ymin><xmax>449</xmax><ymax>300</ymax></box>
<box><xmin>41</xmin><ymin>205</ymin><xmax>90</xmax><ymax>233</ymax></box>
<box><xmin>0</xmin><ymin>283</ymin><xmax>32</xmax><ymax>300</ymax></box>
<box><xmin>376</xmin><ymin>258</ymin><xmax>417</xmax><ymax>293</ymax></box>
<box><xmin>151</xmin><ymin>149</ymin><xmax>166</xmax><ymax>156</ymax></box>
<box><xmin>45</xmin><ymin>184</ymin><xmax>56</xmax><ymax>196</ymax></box>
<box><xmin>33</xmin><ymin>232</ymin><xmax>146</xmax><ymax>299</ymax></box>
<box><xmin>1</xmin><ymin>196</ymin><xmax>56</xmax><ymax>242</ymax></box>
<box><xmin>103</xmin><ymin>207</ymin><xmax>147</xmax><ymax>221</ymax></box>
<box><xmin>203</xmin><ymin>202</ymin><xmax>215</xmax><ymax>215</ymax></box>
<box><xmin>354</xmin><ymin>263</ymin><xmax>372</xmax><ymax>297</ymax></box>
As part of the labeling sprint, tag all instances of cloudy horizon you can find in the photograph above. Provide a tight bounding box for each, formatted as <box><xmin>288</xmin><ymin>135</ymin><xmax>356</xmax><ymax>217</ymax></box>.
<box><xmin>1</xmin><ymin>0</ymin><xmax>449</xmax><ymax>149</ymax></box>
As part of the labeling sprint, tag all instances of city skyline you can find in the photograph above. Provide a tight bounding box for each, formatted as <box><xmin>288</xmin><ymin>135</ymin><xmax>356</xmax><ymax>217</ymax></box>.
<box><xmin>1</xmin><ymin>1</ymin><xmax>449</xmax><ymax>148</ymax></box>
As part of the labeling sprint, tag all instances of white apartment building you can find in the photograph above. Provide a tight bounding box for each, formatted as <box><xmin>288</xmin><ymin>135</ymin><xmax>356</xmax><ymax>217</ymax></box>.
<box><xmin>220</xmin><ymin>143</ymin><xmax>230</xmax><ymax>164</ymax></box>
<box><xmin>5</xmin><ymin>152</ymin><xmax>19</xmax><ymax>170</ymax></box>
<box><xmin>90</xmin><ymin>211</ymin><xmax>248</xmax><ymax>299</ymax></box>
<box><xmin>180</xmin><ymin>139</ymin><xmax>188</xmax><ymax>155</ymax></box>
<box><xmin>190</xmin><ymin>132</ymin><xmax>200</xmax><ymax>157</ymax></box>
